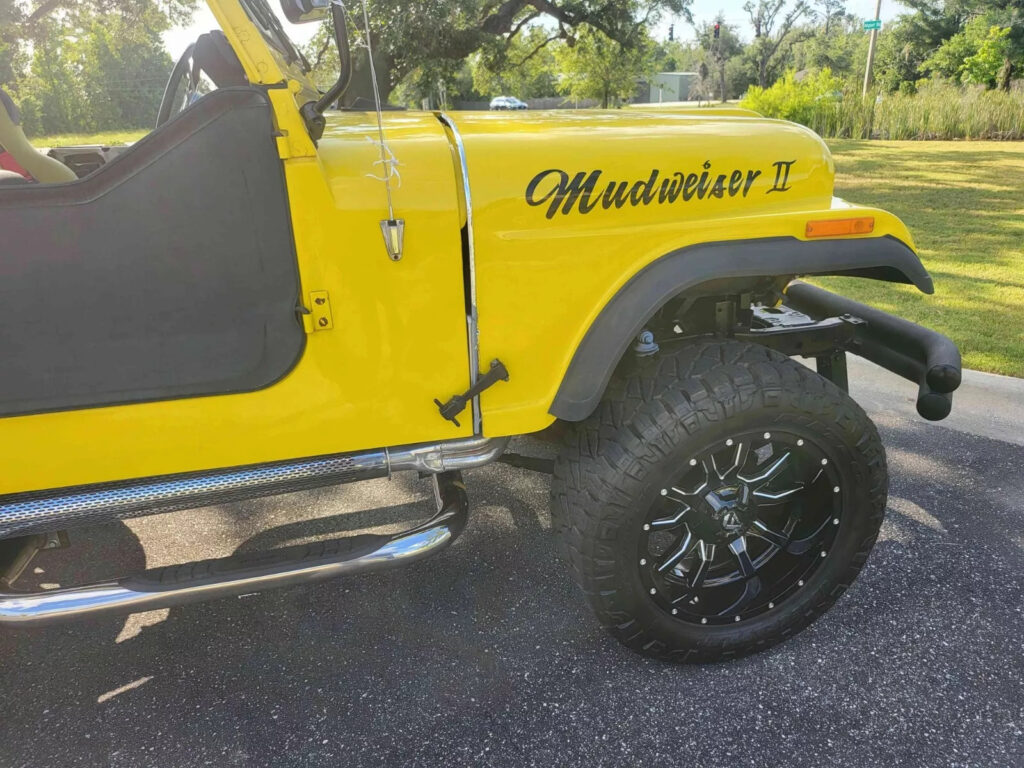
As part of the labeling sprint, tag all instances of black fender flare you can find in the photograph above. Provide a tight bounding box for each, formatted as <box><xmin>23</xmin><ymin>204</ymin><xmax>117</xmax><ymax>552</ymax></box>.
<box><xmin>548</xmin><ymin>235</ymin><xmax>933</xmax><ymax>422</ymax></box>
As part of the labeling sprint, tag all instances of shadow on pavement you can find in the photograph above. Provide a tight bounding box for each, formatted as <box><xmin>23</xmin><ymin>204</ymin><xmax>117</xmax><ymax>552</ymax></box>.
<box><xmin>0</xmin><ymin>426</ymin><xmax>1021</xmax><ymax>767</ymax></box>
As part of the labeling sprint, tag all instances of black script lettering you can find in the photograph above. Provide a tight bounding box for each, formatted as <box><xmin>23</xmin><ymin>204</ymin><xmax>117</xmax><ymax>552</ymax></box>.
<box><xmin>728</xmin><ymin>170</ymin><xmax>743</xmax><ymax>196</ymax></box>
<box><xmin>602</xmin><ymin>180</ymin><xmax>631</xmax><ymax>209</ymax></box>
<box><xmin>682</xmin><ymin>173</ymin><xmax>700</xmax><ymax>201</ymax></box>
<box><xmin>696</xmin><ymin>170</ymin><xmax>712</xmax><ymax>199</ymax></box>
<box><xmin>628</xmin><ymin>171</ymin><xmax>660</xmax><ymax>205</ymax></box>
<box><xmin>526</xmin><ymin>169</ymin><xmax>601</xmax><ymax>219</ymax></box>
<box><xmin>525</xmin><ymin>162</ymin><xmax>790</xmax><ymax>218</ymax></box>
<box><xmin>743</xmin><ymin>169</ymin><xmax>761</xmax><ymax>196</ymax></box>
<box><xmin>660</xmin><ymin>172</ymin><xmax>684</xmax><ymax>203</ymax></box>
<box><xmin>710</xmin><ymin>174</ymin><xmax>727</xmax><ymax>198</ymax></box>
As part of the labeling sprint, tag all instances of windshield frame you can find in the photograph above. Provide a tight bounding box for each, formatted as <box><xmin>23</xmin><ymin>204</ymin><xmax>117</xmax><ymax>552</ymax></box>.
<box><xmin>237</xmin><ymin>0</ymin><xmax>311</xmax><ymax>73</ymax></box>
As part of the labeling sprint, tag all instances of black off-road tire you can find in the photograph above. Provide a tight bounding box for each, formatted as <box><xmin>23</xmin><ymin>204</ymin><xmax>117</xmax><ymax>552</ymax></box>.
<box><xmin>551</xmin><ymin>340</ymin><xmax>888</xmax><ymax>662</ymax></box>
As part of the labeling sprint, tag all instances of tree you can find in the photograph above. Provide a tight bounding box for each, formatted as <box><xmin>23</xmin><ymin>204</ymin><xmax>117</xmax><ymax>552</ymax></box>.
<box><xmin>2</xmin><ymin>0</ymin><xmax>194</xmax><ymax>56</ymax></box>
<box><xmin>76</xmin><ymin>11</ymin><xmax>174</xmax><ymax>130</ymax></box>
<box><xmin>792</xmin><ymin>14</ymin><xmax>866</xmax><ymax>75</ymax></box>
<box><xmin>919</xmin><ymin>4</ymin><xmax>1024</xmax><ymax>90</ymax></box>
<box><xmin>744</xmin><ymin>0</ymin><xmax>811</xmax><ymax>87</ymax></box>
<box><xmin>3</xmin><ymin>0</ymin><xmax>191</xmax><ymax>134</ymax></box>
<box><xmin>326</xmin><ymin>0</ymin><xmax>690</xmax><ymax>105</ymax></box>
<box><xmin>961</xmin><ymin>25</ymin><xmax>1015</xmax><ymax>87</ymax></box>
<box><xmin>812</xmin><ymin>0</ymin><xmax>847</xmax><ymax>35</ymax></box>
<box><xmin>694</xmin><ymin>15</ymin><xmax>744</xmax><ymax>101</ymax></box>
<box><xmin>652</xmin><ymin>38</ymin><xmax>703</xmax><ymax>72</ymax></box>
<box><xmin>871</xmin><ymin>14</ymin><xmax>931</xmax><ymax>92</ymax></box>
<box><xmin>18</xmin><ymin>18</ymin><xmax>85</xmax><ymax>135</ymax></box>
<box><xmin>5</xmin><ymin>1</ymin><xmax>178</xmax><ymax>135</ymax></box>
<box><xmin>554</xmin><ymin>24</ymin><xmax>653</xmax><ymax>107</ymax></box>
<box><xmin>7</xmin><ymin>0</ymin><xmax>195</xmax><ymax>30</ymax></box>
<box><xmin>901</xmin><ymin>0</ymin><xmax>1024</xmax><ymax>90</ymax></box>
<box><xmin>922</xmin><ymin>15</ymin><xmax>989</xmax><ymax>80</ymax></box>
<box><xmin>471</xmin><ymin>25</ymin><xmax>559</xmax><ymax>98</ymax></box>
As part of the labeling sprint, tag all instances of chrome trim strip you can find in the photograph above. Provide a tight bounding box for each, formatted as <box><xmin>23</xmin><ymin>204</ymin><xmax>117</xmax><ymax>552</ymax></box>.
<box><xmin>389</xmin><ymin>435</ymin><xmax>509</xmax><ymax>474</ymax></box>
<box><xmin>0</xmin><ymin>473</ymin><xmax>469</xmax><ymax>625</ymax></box>
<box><xmin>0</xmin><ymin>437</ymin><xmax>507</xmax><ymax>540</ymax></box>
<box><xmin>437</xmin><ymin>112</ymin><xmax>482</xmax><ymax>435</ymax></box>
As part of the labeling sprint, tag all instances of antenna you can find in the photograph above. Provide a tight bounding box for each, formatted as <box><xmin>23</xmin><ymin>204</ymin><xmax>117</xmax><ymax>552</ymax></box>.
<box><xmin>358</xmin><ymin>0</ymin><xmax>405</xmax><ymax>261</ymax></box>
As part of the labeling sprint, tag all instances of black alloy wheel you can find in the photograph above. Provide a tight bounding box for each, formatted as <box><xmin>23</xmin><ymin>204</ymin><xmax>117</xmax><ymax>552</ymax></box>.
<box><xmin>639</xmin><ymin>430</ymin><xmax>842</xmax><ymax>626</ymax></box>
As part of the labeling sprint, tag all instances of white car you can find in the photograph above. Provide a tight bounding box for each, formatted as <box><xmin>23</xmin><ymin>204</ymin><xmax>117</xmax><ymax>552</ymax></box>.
<box><xmin>489</xmin><ymin>96</ymin><xmax>528</xmax><ymax>111</ymax></box>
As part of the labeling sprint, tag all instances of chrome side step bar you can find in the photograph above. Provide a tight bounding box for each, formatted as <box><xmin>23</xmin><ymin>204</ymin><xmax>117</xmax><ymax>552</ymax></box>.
<box><xmin>0</xmin><ymin>472</ymin><xmax>469</xmax><ymax>626</ymax></box>
<box><xmin>0</xmin><ymin>436</ymin><xmax>507</xmax><ymax>540</ymax></box>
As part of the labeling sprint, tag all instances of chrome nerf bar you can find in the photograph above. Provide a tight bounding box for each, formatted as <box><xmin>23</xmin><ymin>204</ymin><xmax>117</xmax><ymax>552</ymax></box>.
<box><xmin>0</xmin><ymin>436</ymin><xmax>507</xmax><ymax>541</ymax></box>
<box><xmin>0</xmin><ymin>472</ymin><xmax>469</xmax><ymax>626</ymax></box>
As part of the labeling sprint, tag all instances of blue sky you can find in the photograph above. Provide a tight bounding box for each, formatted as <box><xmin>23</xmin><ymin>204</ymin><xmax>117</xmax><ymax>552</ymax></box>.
<box><xmin>164</xmin><ymin>1</ymin><xmax>910</xmax><ymax>58</ymax></box>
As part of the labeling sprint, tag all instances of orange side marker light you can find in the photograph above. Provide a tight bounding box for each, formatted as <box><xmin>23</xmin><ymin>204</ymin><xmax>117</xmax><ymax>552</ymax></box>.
<box><xmin>805</xmin><ymin>217</ymin><xmax>875</xmax><ymax>238</ymax></box>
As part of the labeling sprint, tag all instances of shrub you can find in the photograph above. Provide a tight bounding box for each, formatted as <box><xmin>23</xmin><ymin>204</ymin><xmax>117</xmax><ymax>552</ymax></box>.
<box><xmin>742</xmin><ymin>72</ymin><xmax>1024</xmax><ymax>140</ymax></box>
<box><xmin>960</xmin><ymin>26</ymin><xmax>1012</xmax><ymax>88</ymax></box>
<box><xmin>741</xmin><ymin>69</ymin><xmax>846</xmax><ymax>128</ymax></box>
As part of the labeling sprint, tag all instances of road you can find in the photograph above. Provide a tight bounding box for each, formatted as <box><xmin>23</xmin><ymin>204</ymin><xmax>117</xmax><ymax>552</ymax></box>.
<box><xmin>1</xmin><ymin>361</ymin><xmax>1022</xmax><ymax>767</ymax></box>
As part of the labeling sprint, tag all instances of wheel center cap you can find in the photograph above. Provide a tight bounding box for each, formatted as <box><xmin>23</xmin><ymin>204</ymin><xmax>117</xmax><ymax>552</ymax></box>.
<box><xmin>704</xmin><ymin>485</ymin><xmax>749</xmax><ymax>532</ymax></box>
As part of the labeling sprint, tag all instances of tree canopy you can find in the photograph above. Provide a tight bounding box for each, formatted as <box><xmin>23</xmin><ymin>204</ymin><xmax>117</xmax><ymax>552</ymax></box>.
<box><xmin>2</xmin><ymin>0</ymin><xmax>192</xmax><ymax>135</ymax></box>
<box><xmin>554</xmin><ymin>23</ymin><xmax>654</xmax><ymax>107</ymax></box>
<box><xmin>3</xmin><ymin>0</ymin><xmax>1022</xmax><ymax>137</ymax></box>
<box><xmin>329</xmin><ymin>0</ymin><xmax>691</xmax><ymax>104</ymax></box>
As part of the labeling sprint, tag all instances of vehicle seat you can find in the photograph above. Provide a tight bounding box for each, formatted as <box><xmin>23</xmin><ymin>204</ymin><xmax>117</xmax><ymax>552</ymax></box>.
<box><xmin>0</xmin><ymin>88</ymin><xmax>76</xmax><ymax>183</ymax></box>
<box><xmin>0</xmin><ymin>169</ymin><xmax>28</xmax><ymax>185</ymax></box>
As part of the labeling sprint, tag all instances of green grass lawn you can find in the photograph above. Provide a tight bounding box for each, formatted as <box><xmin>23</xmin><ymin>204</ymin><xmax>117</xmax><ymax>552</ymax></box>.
<box><xmin>33</xmin><ymin>129</ymin><xmax>147</xmax><ymax>146</ymax></box>
<box><xmin>24</xmin><ymin>129</ymin><xmax>1024</xmax><ymax>376</ymax></box>
<box><xmin>820</xmin><ymin>140</ymin><xmax>1024</xmax><ymax>377</ymax></box>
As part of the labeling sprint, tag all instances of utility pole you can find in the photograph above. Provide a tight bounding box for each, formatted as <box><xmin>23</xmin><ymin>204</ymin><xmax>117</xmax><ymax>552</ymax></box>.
<box><xmin>862</xmin><ymin>0</ymin><xmax>883</xmax><ymax>97</ymax></box>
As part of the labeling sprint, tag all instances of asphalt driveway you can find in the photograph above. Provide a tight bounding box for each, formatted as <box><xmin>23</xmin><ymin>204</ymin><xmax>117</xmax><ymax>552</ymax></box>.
<box><xmin>1</xmin><ymin>362</ymin><xmax>1022</xmax><ymax>767</ymax></box>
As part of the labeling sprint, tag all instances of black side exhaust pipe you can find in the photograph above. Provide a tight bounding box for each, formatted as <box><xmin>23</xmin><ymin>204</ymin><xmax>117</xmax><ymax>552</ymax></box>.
<box><xmin>785</xmin><ymin>281</ymin><xmax>962</xmax><ymax>421</ymax></box>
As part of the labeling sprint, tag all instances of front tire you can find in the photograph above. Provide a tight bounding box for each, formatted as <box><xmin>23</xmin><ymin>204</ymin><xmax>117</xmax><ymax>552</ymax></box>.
<box><xmin>551</xmin><ymin>341</ymin><xmax>887</xmax><ymax>662</ymax></box>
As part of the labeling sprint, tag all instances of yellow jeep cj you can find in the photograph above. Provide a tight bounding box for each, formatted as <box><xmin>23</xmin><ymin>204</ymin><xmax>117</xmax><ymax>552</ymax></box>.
<box><xmin>0</xmin><ymin>0</ymin><xmax>961</xmax><ymax>662</ymax></box>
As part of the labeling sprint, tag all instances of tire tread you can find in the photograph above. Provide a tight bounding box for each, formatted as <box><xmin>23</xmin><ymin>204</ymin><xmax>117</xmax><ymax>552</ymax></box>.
<box><xmin>550</xmin><ymin>341</ymin><xmax>887</xmax><ymax>663</ymax></box>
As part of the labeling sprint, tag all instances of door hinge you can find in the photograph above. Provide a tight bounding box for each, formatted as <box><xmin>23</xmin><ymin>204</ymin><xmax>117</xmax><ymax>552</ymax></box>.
<box><xmin>301</xmin><ymin>291</ymin><xmax>333</xmax><ymax>333</ymax></box>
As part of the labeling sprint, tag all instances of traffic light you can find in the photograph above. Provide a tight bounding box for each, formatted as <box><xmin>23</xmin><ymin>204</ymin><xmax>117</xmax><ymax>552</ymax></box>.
<box><xmin>713</xmin><ymin>23</ymin><xmax>721</xmax><ymax>39</ymax></box>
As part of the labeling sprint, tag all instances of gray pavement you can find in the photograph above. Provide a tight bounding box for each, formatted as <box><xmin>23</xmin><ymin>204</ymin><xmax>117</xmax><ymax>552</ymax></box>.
<box><xmin>1</xmin><ymin>366</ymin><xmax>1022</xmax><ymax>767</ymax></box>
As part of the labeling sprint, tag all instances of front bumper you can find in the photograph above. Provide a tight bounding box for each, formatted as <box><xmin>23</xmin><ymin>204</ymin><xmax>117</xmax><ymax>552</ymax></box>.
<box><xmin>784</xmin><ymin>281</ymin><xmax>962</xmax><ymax>421</ymax></box>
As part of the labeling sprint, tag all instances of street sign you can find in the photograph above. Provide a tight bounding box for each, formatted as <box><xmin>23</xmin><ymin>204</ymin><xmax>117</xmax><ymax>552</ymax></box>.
<box><xmin>864</xmin><ymin>19</ymin><xmax>882</xmax><ymax>31</ymax></box>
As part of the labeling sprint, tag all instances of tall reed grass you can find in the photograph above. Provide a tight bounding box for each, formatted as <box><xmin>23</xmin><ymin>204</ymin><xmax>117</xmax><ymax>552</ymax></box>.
<box><xmin>743</xmin><ymin>74</ymin><xmax>1024</xmax><ymax>140</ymax></box>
